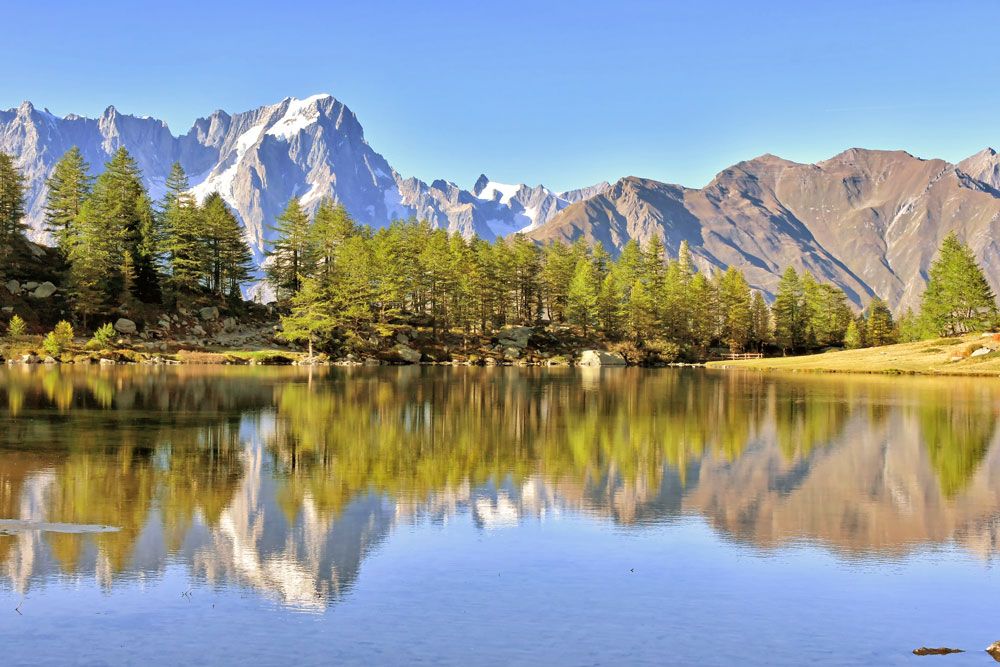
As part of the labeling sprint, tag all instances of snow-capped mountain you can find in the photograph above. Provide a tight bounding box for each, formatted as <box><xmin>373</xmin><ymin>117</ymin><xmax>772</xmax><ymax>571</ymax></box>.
<box><xmin>0</xmin><ymin>94</ymin><xmax>607</xmax><ymax>263</ymax></box>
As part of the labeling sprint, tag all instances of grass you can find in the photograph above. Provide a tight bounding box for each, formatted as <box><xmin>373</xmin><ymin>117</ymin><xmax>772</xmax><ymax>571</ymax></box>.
<box><xmin>706</xmin><ymin>333</ymin><xmax>1000</xmax><ymax>376</ymax></box>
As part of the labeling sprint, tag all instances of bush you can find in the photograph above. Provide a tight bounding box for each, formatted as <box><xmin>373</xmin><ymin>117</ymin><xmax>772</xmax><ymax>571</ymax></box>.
<box><xmin>89</xmin><ymin>322</ymin><xmax>116</xmax><ymax>350</ymax></box>
<box><xmin>6</xmin><ymin>314</ymin><xmax>26</xmax><ymax>339</ymax></box>
<box><xmin>42</xmin><ymin>321</ymin><xmax>75</xmax><ymax>356</ymax></box>
<box><xmin>42</xmin><ymin>332</ymin><xmax>61</xmax><ymax>356</ymax></box>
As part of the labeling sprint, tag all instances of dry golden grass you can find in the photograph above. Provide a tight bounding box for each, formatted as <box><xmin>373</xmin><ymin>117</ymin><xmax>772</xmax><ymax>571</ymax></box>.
<box><xmin>706</xmin><ymin>333</ymin><xmax>1000</xmax><ymax>376</ymax></box>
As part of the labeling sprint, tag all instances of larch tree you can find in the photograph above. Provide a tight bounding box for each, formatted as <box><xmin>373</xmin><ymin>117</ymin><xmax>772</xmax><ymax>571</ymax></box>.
<box><xmin>920</xmin><ymin>232</ymin><xmax>998</xmax><ymax>335</ymax></box>
<box><xmin>866</xmin><ymin>297</ymin><xmax>896</xmax><ymax>346</ymax></box>
<box><xmin>0</xmin><ymin>151</ymin><xmax>26</xmax><ymax>276</ymax></box>
<box><xmin>43</xmin><ymin>146</ymin><xmax>92</xmax><ymax>257</ymax></box>
<box><xmin>266</xmin><ymin>197</ymin><xmax>313</xmax><ymax>300</ymax></box>
<box><xmin>772</xmin><ymin>267</ymin><xmax>807</xmax><ymax>353</ymax></box>
<box><xmin>566</xmin><ymin>257</ymin><xmax>600</xmax><ymax>336</ymax></box>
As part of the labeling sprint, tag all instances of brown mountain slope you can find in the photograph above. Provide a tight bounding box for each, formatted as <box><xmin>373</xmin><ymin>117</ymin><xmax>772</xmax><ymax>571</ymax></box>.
<box><xmin>528</xmin><ymin>148</ymin><xmax>1000</xmax><ymax>311</ymax></box>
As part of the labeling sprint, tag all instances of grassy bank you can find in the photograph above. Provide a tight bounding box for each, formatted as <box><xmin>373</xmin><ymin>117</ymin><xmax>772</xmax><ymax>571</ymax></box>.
<box><xmin>706</xmin><ymin>334</ymin><xmax>1000</xmax><ymax>376</ymax></box>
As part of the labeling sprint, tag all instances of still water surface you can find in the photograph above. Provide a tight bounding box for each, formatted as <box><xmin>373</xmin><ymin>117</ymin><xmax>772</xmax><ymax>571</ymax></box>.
<box><xmin>1</xmin><ymin>366</ymin><xmax>999</xmax><ymax>665</ymax></box>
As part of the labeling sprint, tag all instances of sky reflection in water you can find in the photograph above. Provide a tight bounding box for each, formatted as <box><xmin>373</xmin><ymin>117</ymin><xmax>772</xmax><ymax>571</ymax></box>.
<box><xmin>0</xmin><ymin>366</ymin><xmax>998</xmax><ymax>666</ymax></box>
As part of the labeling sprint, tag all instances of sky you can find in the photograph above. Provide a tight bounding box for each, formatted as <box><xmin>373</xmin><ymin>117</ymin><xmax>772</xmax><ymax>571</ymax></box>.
<box><xmin>4</xmin><ymin>0</ymin><xmax>1000</xmax><ymax>192</ymax></box>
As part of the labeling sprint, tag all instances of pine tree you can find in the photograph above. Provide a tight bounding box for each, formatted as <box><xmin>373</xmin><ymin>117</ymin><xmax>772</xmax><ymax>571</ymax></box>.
<box><xmin>866</xmin><ymin>297</ymin><xmax>896</xmax><ymax>346</ymax></box>
<box><xmin>717</xmin><ymin>267</ymin><xmax>752</xmax><ymax>353</ymax></box>
<box><xmin>0</xmin><ymin>151</ymin><xmax>26</xmax><ymax>276</ymax></box>
<box><xmin>688</xmin><ymin>273</ymin><xmax>719</xmax><ymax>354</ymax></box>
<box><xmin>566</xmin><ymin>258</ymin><xmax>599</xmax><ymax>335</ymax></box>
<box><xmin>161</xmin><ymin>163</ymin><xmax>205</xmax><ymax>296</ymax></box>
<box><xmin>203</xmin><ymin>193</ymin><xmax>253</xmax><ymax>298</ymax></box>
<box><xmin>310</xmin><ymin>198</ymin><xmax>356</xmax><ymax>282</ymax></box>
<box><xmin>266</xmin><ymin>197</ymin><xmax>313</xmax><ymax>300</ymax></box>
<box><xmin>772</xmin><ymin>267</ymin><xmax>806</xmax><ymax>353</ymax></box>
<box><xmin>920</xmin><ymin>232</ymin><xmax>998</xmax><ymax>335</ymax></box>
<box><xmin>626</xmin><ymin>279</ymin><xmax>657</xmax><ymax>343</ymax></box>
<box><xmin>540</xmin><ymin>241</ymin><xmax>577</xmax><ymax>323</ymax></box>
<box><xmin>844</xmin><ymin>319</ymin><xmax>863</xmax><ymax>349</ymax></box>
<box><xmin>596</xmin><ymin>272</ymin><xmax>625</xmax><ymax>340</ymax></box>
<box><xmin>44</xmin><ymin>146</ymin><xmax>92</xmax><ymax>257</ymax></box>
<box><xmin>279</xmin><ymin>274</ymin><xmax>338</xmax><ymax>359</ymax></box>
<box><xmin>749</xmin><ymin>291</ymin><xmax>771</xmax><ymax>350</ymax></box>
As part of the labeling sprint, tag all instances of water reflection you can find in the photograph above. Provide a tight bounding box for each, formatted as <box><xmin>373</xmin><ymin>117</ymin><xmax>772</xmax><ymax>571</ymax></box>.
<box><xmin>1</xmin><ymin>366</ymin><xmax>999</xmax><ymax>608</ymax></box>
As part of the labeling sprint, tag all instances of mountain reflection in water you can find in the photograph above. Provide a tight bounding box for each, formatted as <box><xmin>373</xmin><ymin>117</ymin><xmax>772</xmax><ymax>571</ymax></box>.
<box><xmin>1</xmin><ymin>365</ymin><xmax>998</xmax><ymax>609</ymax></box>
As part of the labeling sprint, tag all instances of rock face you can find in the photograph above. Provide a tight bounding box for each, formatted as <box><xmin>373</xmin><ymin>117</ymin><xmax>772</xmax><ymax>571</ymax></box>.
<box><xmin>114</xmin><ymin>318</ymin><xmax>137</xmax><ymax>335</ymax></box>
<box><xmin>578</xmin><ymin>350</ymin><xmax>627</xmax><ymax>367</ymax></box>
<box><xmin>529</xmin><ymin>149</ymin><xmax>1000</xmax><ymax>313</ymax></box>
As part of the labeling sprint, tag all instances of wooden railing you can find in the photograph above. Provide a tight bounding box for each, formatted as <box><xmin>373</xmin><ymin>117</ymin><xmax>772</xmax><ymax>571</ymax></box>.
<box><xmin>724</xmin><ymin>352</ymin><xmax>764</xmax><ymax>360</ymax></box>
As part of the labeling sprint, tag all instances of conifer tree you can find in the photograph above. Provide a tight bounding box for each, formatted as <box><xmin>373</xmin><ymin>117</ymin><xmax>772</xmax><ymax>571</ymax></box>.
<box><xmin>866</xmin><ymin>297</ymin><xmax>896</xmax><ymax>346</ymax></box>
<box><xmin>596</xmin><ymin>272</ymin><xmax>625</xmax><ymax>340</ymax></box>
<box><xmin>540</xmin><ymin>241</ymin><xmax>577</xmax><ymax>322</ymax></box>
<box><xmin>920</xmin><ymin>232</ymin><xmax>998</xmax><ymax>335</ymax></box>
<box><xmin>266</xmin><ymin>197</ymin><xmax>314</xmax><ymax>300</ymax></box>
<box><xmin>203</xmin><ymin>193</ymin><xmax>254</xmax><ymax>299</ymax></box>
<box><xmin>0</xmin><ymin>151</ymin><xmax>26</xmax><ymax>276</ymax></box>
<box><xmin>566</xmin><ymin>258</ymin><xmax>599</xmax><ymax>335</ymax></box>
<box><xmin>626</xmin><ymin>278</ymin><xmax>657</xmax><ymax>343</ymax></box>
<box><xmin>161</xmin><ymin>163</ymin><xmax>205</xmax><ymax>295</ymax></box>
<box><xmin>717</xmin><ymin>267</ymin><xmax>753</xmax><ymax>353</ymax></box>
<box><xmin>844</xmin><ymin>319</ymin><xmax>863</xmax><ymax>349</ymax></box>
<box><xmin>748</xmin><ymin>291</ymin><xmax>771</xmax><ymax>350</ymax></box>
<box><xmin>44</xmin><ymin>146</ymin><xmax>92</xmax><ymax>257</ymax></box>
<box><xmin>279</xmin><ymin>274</ymin><xmax>338</xmax><ymax>360</ymax></box>
<box><xmin>310</xmin><ymin>198</ymin><xmax>356</xmax><ymax>282</ymax></box>
<box><xmin>772</xmin><ymin>267</ymin><xmax>806</xmax><ymax>353</ymax></box>
<box><xmin>688</xmin><ymin>273</ymin><xmax>719</xmax><ymax>354</ymax></box>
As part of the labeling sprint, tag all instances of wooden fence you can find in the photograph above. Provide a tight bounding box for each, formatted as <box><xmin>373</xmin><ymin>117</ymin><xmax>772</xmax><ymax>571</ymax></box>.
<box><xmin>724</xmin><ymin>352</ymin><xmax>764</xmax><ymax>360</ymax></box>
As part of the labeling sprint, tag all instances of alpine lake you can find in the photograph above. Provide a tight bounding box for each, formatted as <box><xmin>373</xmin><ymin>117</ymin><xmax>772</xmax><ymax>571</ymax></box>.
<box><xmin>1</xmin><ymin>364</ymin><xmax>999</xmax><ymax>665</ymax></box>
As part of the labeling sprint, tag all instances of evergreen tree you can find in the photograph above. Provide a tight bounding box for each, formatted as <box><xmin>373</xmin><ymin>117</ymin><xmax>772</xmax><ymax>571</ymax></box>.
<box><xmin>748</xmin><ymin>291</ymin><xmax>771</xmax><ymax>350</ymax></box>
<box><xmin>717</xmin><ymin>267</ymin><xmax>752</xmax><ymax>353</ymax></box>
<box><xmin>279</xmin><ymin>274</ymin><xmax>338</xmax><ymax>359</ymax></box>
<box><xmin>688</xmin><ymin>273</ymin><xmax>719</xmax><ymax>354</ymax></box>
<box><xmin>310</xmin><ymin>198</ymin><xmax>356</xmax><ymax>282</ymax></box>
<box><xmin>540</xmin><ymin>241</ymin><xmax>577</xmax><ymax>322</ymax></box>
<box><xmin>266</xmin><ymin>197</ymin><xmax>313</xmax><ymax>300</ymax></box>
<box><xmin>626</xmin><ymin>278</ymin><xmax>657</xmax><ymax>343</ymax></box>
<box><xmin>844</xmin><ymin>319</ymin><xmax>863</xmax><ymax>349</ymax></box>
<box><xmin>566</xmin><ymin>258</ymin><xmax>599</xmax><ymax>335</ymax></box>
<box><xmin>203</xmin><ymin>193</ymin><xmax>254</xmax><ymax>299</ymax></box>
<box><xmin>920</xmin><ymin>232</ymin><xmax>998</xmax><ymax>335</ymax></box>
<box><xmin>0</xmin><ymin>151</ymin><xmax>26</xmax><ymax>275</ymax></box>
<box><xmin>866</xmin><ymin>297</ymin><xmax>896</xmax><ymax>346</ymax></box>
<box><xmin>772</xmin><ymin>267</ymin><xmax>806</xmax><ymax>353</ymax></box>
<box><xmin>44</xmin><ymin>146</ymin><xmax>92</xmax><ymax>257</ymax></box>
<box><xmin>896</xmin><ymin>307</ymin><xmax>922</xmax><ymax>343</ymax></box>
<box><xmin>596</xmin><ymin>272</ymin><xmax>625</xmax><ymax>340</ymax></box>
<box><xmin>161</xmin><ymin>164</ymin><xmax>205</xmax><ymax>296</ymax></box>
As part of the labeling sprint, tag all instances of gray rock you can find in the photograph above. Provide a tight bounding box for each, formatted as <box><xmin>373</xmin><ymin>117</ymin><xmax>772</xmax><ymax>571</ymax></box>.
<box><xmin>199</xmin><ymin>306</ymin><xmax>219</xmax><ymax>321</ymax></box>
<box><xmin>497</xmin><ymin>325</ymin><xmax>533</xmax><ymax>349</ymax></box>
<box><xmin>578</xmin><ymin>350</ymin><xmax>627</xmax><ymax>367</ymax></box>
<box><xmin>114</xmin><ymin>318</ymin><xmax>138</xmax><ymax>335</ymax></box>
<box><xmin>222</xmin><ymin>317</ymin><xmax>237</xmax><ymax>333</ymax></box>
<box><xmin>20</xmin><ymin>354</ymin><xmax>39</xmax><ymax>364</ymax></box>
<box><xmin>32</xmin><ymin>281</ymin><xmax>57</xmax><ymax>299</ymax></box>
<box><xmin>99</xmin><ymin>358</ymin><xmax>116</xmax><ymax>366</ymax></box>
<box><xmin>22</xmin><ymin>281</ymin><xmax>38</xmax><ymax>290</ymax></box>
<box><xmin>396</xmin><ymin>332</ymin><xmax>409</xmax><ymax>345</ymax></box>
<box><xmin>191</xmin><ymin>324</ymin><xmax>206</xmax><ymax>337</ymax></box>
<box><xmin>395</xmin><ymin>344</ymin><xmax>422</xmax><ymax>364</ymax></box>
<box><xmin>970</xmin><ymin>346</ymin><xmax>992</xmax><ymax>358</ymax></box>
<box><xmin>5</xmin><ymin>279</ymin><xmax>20</xmax><ymax>295</ymax></box>
<box><xmin>42</xmin><ymin>355</ymin><xmax>58</xmax><ymax>364</ymax></box>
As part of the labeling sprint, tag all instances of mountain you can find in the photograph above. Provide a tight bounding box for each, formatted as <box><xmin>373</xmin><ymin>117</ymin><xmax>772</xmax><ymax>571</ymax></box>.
<box><xmin>0</xmin><ymin>94</ymin><xmax>606</xmax><ymax>264</ymax></box>
<box><xmin>5</xmin><ymin>94</ymin><xmax>1000</xmax><ymax>312</ymax></box>
<box><xmin>528</xmin><ymin>149</ymin><xmax>1000</xmax><ymax>311</ymax></box>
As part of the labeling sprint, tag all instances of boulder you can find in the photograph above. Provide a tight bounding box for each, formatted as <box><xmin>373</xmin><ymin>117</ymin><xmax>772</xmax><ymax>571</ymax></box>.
<box><xmin>970</xmin><ymin>347</ymin><xmax>992</xmax><ymax>358</ymax></box>
<box><xmin>578</xmin><ymin>350</ymin><xmax>627</xmax><ymax>367</ymax></box>
<box><xmin>5</xmin><ymin>280</ymin><xmax>20</xmax><ymax>295</ymax></box>
<box><xmin>42</xmin><ymin>355</ymin><xmax>58</xmax><ymax>364</ymax></box>
<box><xmin>32</xmin><ymin>281</ymin><xmax>57</xmax><ymax>299</ymax></box>
<box><xmin>20</xmin><ymin>354</ymin><xmax>39</xmax><ymax>364</ymax></box>
<box><xmin>497</xmin><ymin>325</ymin><xmax>533</xmax><ymax>349</ymax></box>
<box><xmin>114</xmin><ymin>318</ymin><xmax>138</xmax><ymax>335</ymax></box>
<box><xmin>394</xmin><ymin>344</ymin><xmax>422</xmax><ymax>364</ymax></box>
<box><xmin>199</xmin><ymin>306</ymin><xmax>220</xmax><ymax>321</ymax></box>
<box><xmin>191</xmin><ymin>324</ymin><xmax>206</xmax><ymax>337</ymax></box>
<box><xmin>22</xmin><ymin>281</ymin><xmax>38</xmax><ymax>290</ymax></box>
<box><xmin>222</xmin><ymin>317</ymin><xmax>237</xmax><ymax>333</ymax></box>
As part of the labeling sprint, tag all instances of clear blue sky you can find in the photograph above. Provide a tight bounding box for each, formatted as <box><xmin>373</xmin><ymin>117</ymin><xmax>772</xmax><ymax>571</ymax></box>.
<box><xmin>4</xmin><ymin>0</ymin><xmax>999</xmax><ymax>191</ymax></box>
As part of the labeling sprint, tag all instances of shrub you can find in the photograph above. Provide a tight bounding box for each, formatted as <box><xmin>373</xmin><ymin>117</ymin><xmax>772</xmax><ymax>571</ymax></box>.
<box><xmin>6</xmin><ymin>314</ymin><xmax>26</xmax><ymax>339</ymax></box>
<box><xmin>42</xmin><ymin>332</ymin><xmax>61</xmax><ymax>356</ymax></box>
<box><xmin>42</xmin><ymin>321</ymin><xmax>75</xmax><ymax>356</ymax></box>
<box><xmin>89</xmin><ymin>322</ymin><xmax>116</xmax><ymax>350</ymax></box>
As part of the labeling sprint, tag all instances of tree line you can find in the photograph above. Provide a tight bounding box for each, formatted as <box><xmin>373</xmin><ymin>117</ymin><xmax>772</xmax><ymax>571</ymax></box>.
<box><xmin>1</xmin><ymin>147</ymin><xmax>997</xmax><ymax>356</ymax></box>
<box><xmin>1</xmin><ymin>146</ymin><xmax>255</xmax><ymax>326</ymax></box>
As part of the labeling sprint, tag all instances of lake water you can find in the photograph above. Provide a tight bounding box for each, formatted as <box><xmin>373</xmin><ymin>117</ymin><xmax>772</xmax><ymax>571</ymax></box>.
<box><xmin>1</xmin><ymin>365</ymin><xmax>999</xmax><ymax>666</ymax></box>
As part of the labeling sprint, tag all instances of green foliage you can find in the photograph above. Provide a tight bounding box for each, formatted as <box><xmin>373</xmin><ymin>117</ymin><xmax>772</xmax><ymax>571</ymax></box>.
<box><xmin>89</xmin><ymin>322</ymin><xmax>117</xmax><ymax>349</ymax></box>
<box><xmin>773</xmin><ymin>267</ymin><xmax>806</xmax><ymax>352</ymax></box>
<box><xmin>42</xmin><ymin>320</ymin><xmax>74</xmax><ymax>356</ymax></box>
<box><xmin>44</xmin><ymin>146</ymin><xmax>92</xmax><ymax>257</ymax></box>
<box><xmin>920</xmin><ymin>232</ymin><xmax>998</xmax><ymax>336</ymax></box>
<box><xmin>566</xmin><ymin>258</ymin><xmax>599</xmax><ymax>335</ymax></box>
<box><xmin>6</xmin><ymin>314</ymin><xmax>27</xmax><ymax>339</ymax></box>
<box><xmin>844</xmin><ymin>319</ymin><xmax>863</xmax><ymax>349</ymax></box>
<box><xmin>866</xmin><ymin>297</ymin><xmax>896</xmax><ymax>347</ymax></box>
<box><xmin>266</xmin><ymin>197</ymin><xmax>314</xmax><ymax>299</ymax></box>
